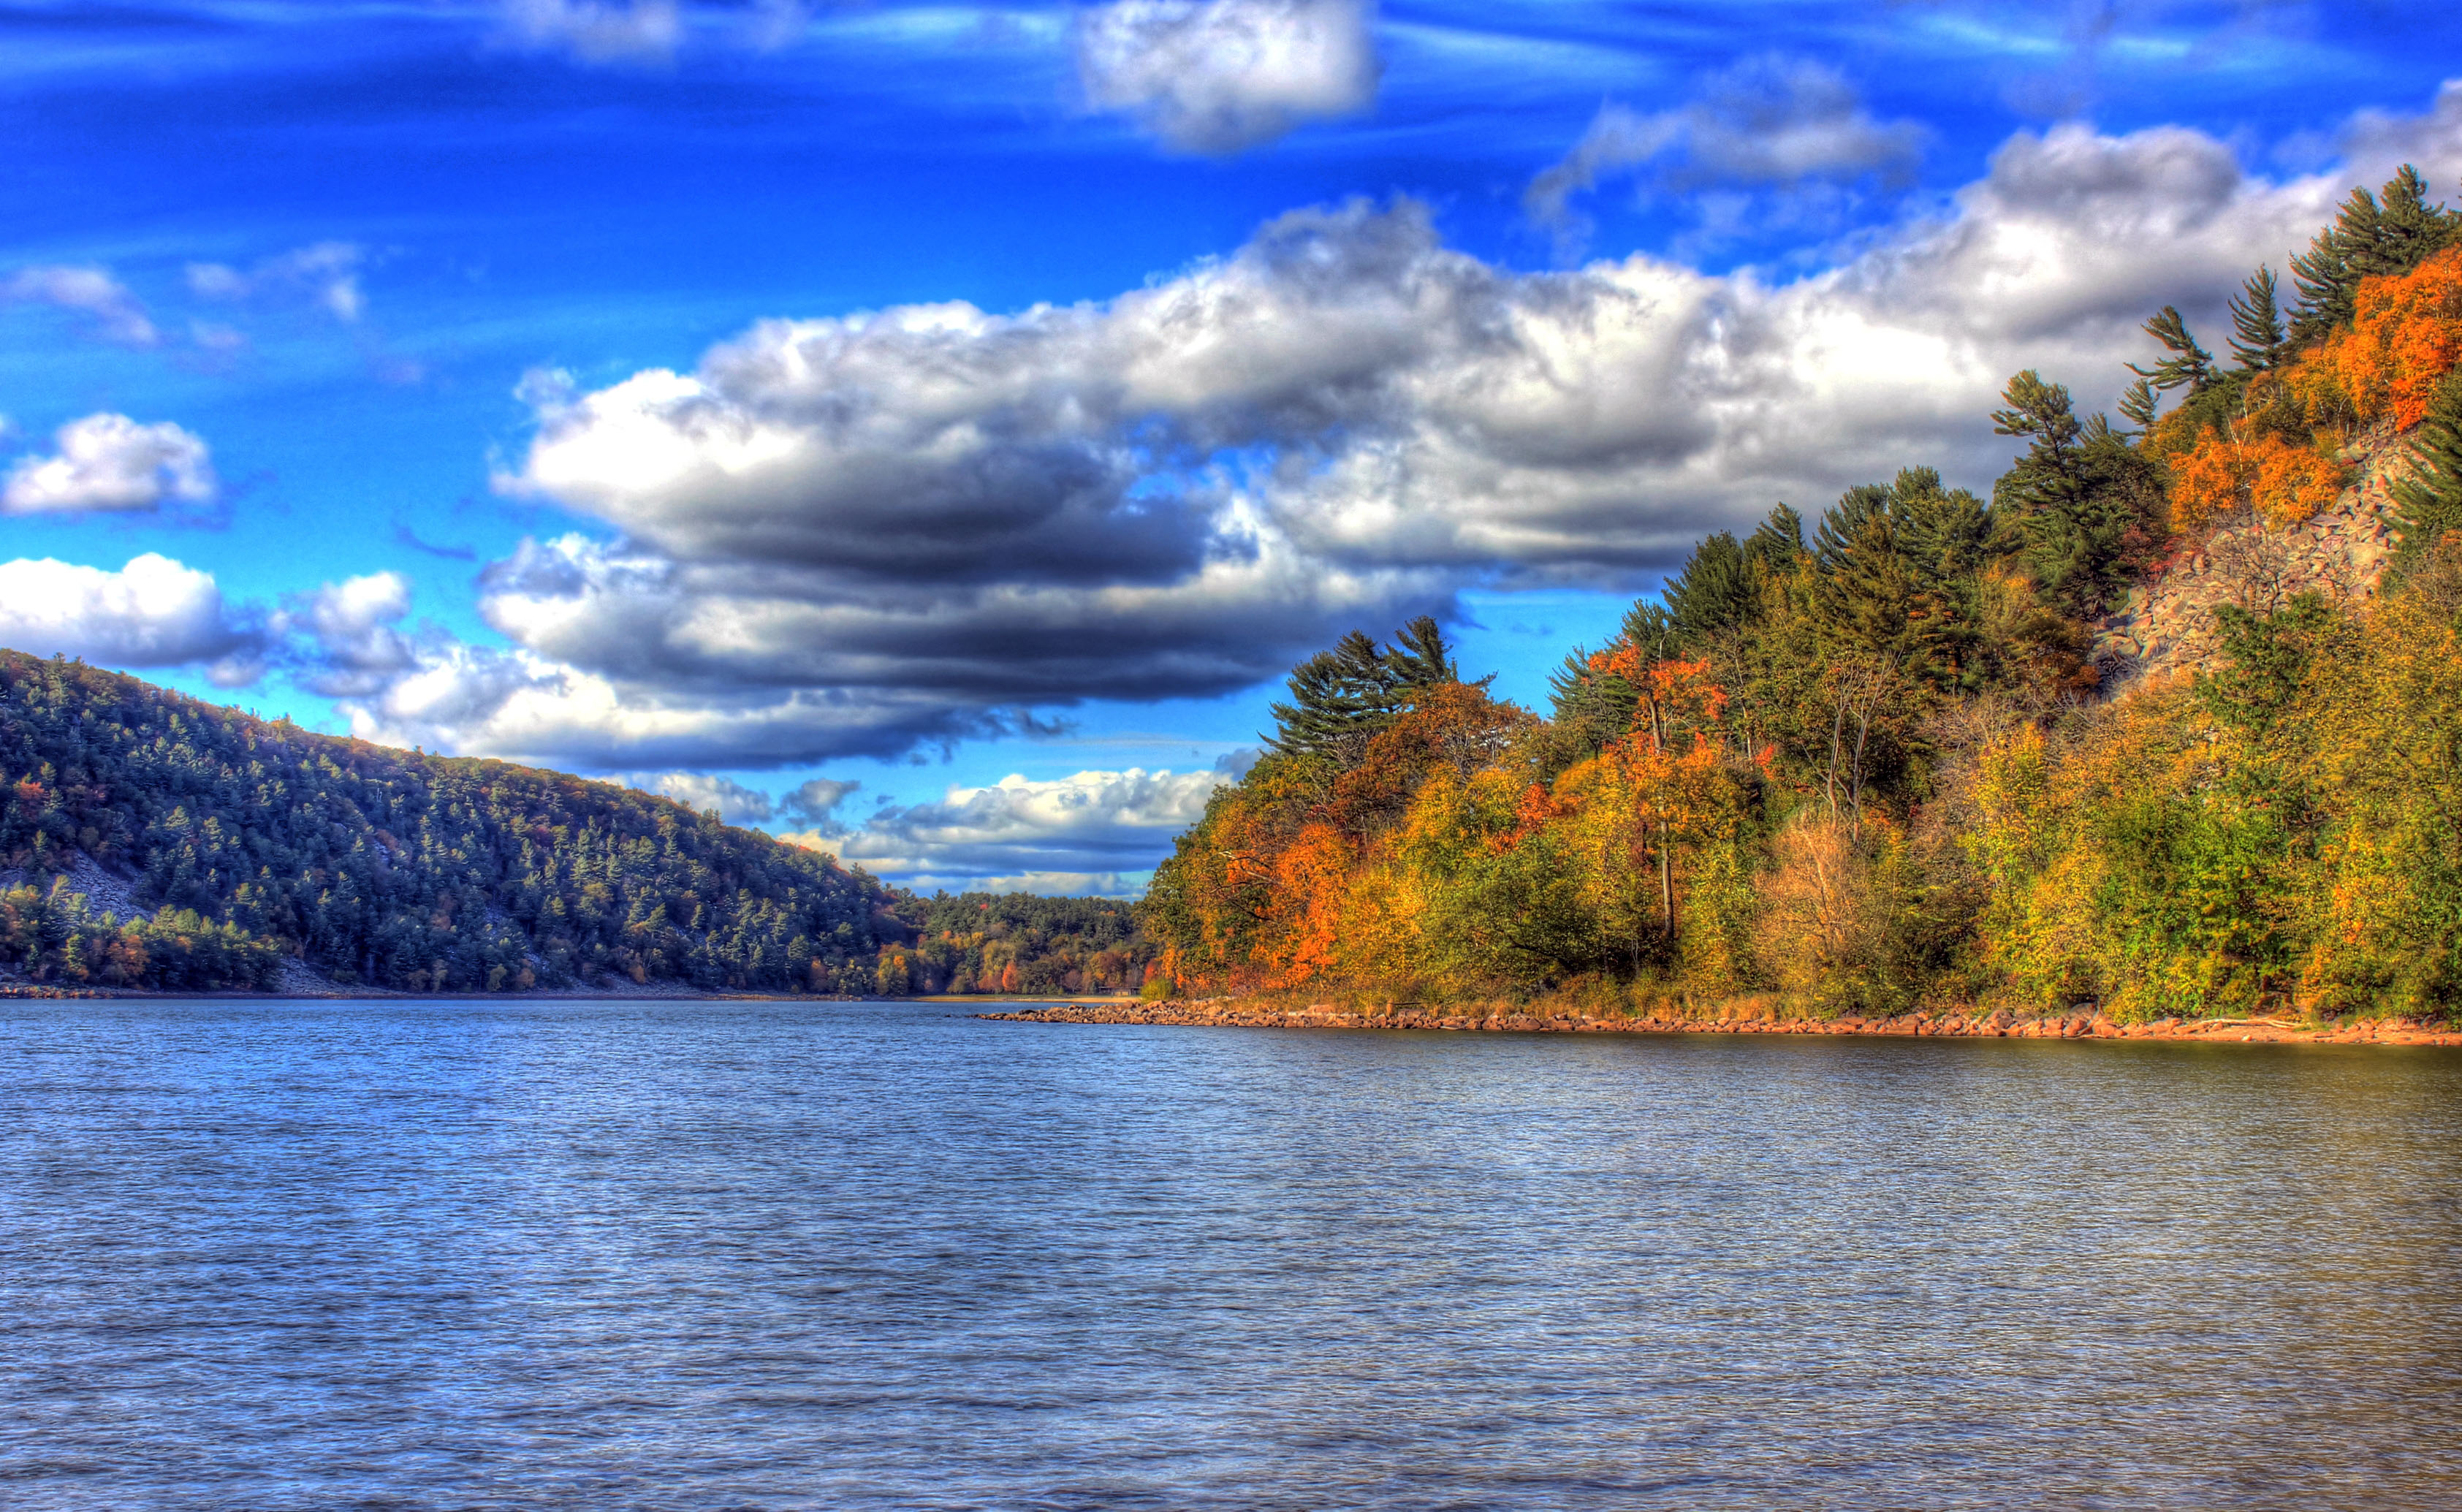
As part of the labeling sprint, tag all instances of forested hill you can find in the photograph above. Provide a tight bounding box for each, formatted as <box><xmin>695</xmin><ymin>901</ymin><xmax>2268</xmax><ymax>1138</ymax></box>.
<box><xmin>0</xmin><ymin>652</ymin><xmax>900</xmax><ymax>993</ymax></box>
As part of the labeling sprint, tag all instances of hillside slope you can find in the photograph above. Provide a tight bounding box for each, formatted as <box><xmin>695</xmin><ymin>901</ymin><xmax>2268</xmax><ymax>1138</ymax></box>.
<box><xmin>0</xmin><ymin>652</ymin><xmax>899</xmax><ymax>994</ymax></box>
<box><xmin>2093</xmin><ymin>419</ymin><xmax>2417</xmax><ymax>685</ymax></box>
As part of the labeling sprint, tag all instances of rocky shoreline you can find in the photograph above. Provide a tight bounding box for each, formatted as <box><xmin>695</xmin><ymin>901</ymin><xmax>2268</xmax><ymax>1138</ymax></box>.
<box><xmin>981</xmin><ymin>998</ymin><xmax>2462</xmax><ymax>1046</ymax></box>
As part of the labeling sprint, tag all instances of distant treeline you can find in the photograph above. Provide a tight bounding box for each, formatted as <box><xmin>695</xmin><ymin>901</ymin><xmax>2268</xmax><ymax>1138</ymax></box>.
<box><xmin>884</xmin><ymin>891</ymin><xmax>1158</xmax><ymax>996</ymax></box>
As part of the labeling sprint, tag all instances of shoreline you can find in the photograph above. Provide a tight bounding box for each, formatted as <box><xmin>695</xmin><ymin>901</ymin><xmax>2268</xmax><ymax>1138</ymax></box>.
<box><xmin>980</xmin><ymin>998</ymin><xmax>2462</xmax><ymax>1046</ymax></box>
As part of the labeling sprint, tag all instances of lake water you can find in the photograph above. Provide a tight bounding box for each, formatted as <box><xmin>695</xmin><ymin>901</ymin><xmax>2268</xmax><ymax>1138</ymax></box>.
<box><xmin>2</xmin><ymin>998</ymin><xmax>2458</xmax><ymax>1510</ymax></box>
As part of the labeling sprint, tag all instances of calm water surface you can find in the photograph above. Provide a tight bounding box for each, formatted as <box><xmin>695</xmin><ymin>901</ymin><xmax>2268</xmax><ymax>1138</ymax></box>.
<box><xmin>1</xmin><ymin>998</ymin><xmax>2458</xmax><ymax>1510</ymax></box>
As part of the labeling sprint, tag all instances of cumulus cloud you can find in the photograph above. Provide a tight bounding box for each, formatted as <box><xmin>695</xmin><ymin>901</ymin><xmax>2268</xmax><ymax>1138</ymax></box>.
<box><xmin>279</xmin><ymin>571</ymin><xmax>418</xmax><ymax>696</ymax></box>
<box><xmin>0</xmin><ymin>554</ymin><xmax>265</xmax><ymax>683</ymax></box>
<box><xmin>2</xmin><ymin>265</ymin><xmax>158</xmax><ymax>346</ymax></box>
<box><xmin>3</xmin><ymin>414</ymin><xmax>217</xmax><ymax>515</ymax></box>
<box><xmin>327</xmin><ymin>88</ymin><xmax>2462</xmax><ymax>772</ymax></box>
<box><xmin>1527</xmin><ymin>56</ymin><xmax>1928</xmax><ymax>232</ymax></box>
<box><xmin>786</xmin><ymin>766</ymin><xmax>1228</xmax><ymax>895</ymax></box>
<box><xmin>186</xmin><ymin>243</ymin><xmax>368</xmax><ymax>324</ymax></box>
<box><xmin>1076</xmin><ymin>0</ymin><xmax>1379</xmax><ymax>153</ymax></box>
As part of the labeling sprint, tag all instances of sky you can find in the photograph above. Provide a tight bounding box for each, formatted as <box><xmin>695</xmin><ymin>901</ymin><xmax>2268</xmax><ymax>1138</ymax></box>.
<box><xmin>4</xmin><ymin>0</ymin><xmax>2461</xmax><ymax>895</ymax></box>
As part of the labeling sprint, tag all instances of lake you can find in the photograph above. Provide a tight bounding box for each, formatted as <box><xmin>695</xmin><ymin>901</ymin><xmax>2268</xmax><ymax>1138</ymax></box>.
<box><xmin>2</xmin><ymin>998</ymin><xmax>2457</xmax><ymax>1509</ymax></box>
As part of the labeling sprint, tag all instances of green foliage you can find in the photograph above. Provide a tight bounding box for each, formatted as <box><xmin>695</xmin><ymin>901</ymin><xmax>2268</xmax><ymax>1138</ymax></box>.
<box><xmin>1991</xmin><ymin>370</ymin><xmax>2169</xmax><ymax>615</ymax></box>
<box><xmin>1664</xmin><ymin>531</ymin><xmax>1757</xmax><ymax>640</ymax></box>
<box><xmin>2228</xmin><ymin>265</ymin><xmax>2288</xmax><ymax>373</ymax></box>
<box><xmin>2392</xmin><ymin>372</ymin><xmax>2462</xmax><ymax>577</ymax></box>
<box><xmin>2127</xmin><ymin>305</ymin><xmax>2216</xmax><ymax>400</ymax></box>
<box><xmin>1263</xmin><ymin>615</ymin><xmax>1462</xmax><ymax>766</ymax></box>
<box><xmin>0</xmin><ymin>652</ymin><xmax>894</xmax><ymax>993</ymax></box>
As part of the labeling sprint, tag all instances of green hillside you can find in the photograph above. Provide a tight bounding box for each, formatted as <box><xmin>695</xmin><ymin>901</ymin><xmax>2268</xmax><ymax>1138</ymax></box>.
<box><xmin>0</xmin><ymin>651</ymin><xmax>899</xmax><ymax>993</ymax></box>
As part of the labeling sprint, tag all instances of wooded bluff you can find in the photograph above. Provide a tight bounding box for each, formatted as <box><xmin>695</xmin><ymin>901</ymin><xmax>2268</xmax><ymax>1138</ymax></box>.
<box><xmin>1140</xmin><ymin>170</ymin><xmax>2462</xmax><ymax>1024</ymax></box>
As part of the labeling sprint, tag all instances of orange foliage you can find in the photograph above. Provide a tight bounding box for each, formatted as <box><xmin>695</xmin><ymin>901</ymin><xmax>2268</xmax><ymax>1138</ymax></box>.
<box><xmin>1589</xmin><ymin>647</ymin><xmax>1728</xmax><ymax>752</ymax></box>
<box><xmin>1507</xmin><ymin>781</ymin><xmax>1560</xmax><ymax>849</ymax></box>
<box><xmin>2166</xmin><ymin>425</ymin><xmax>2347</xmax><ymax>531</ymax></box>
<box><xmin>1264</xmin><ymin>821</ymin><xmax>1353</xmax><ymax>987</ymax></box>
<box><xmin>2284</xmin><ymin>244</ymin><xmax>2462</xmax><ymax>431</ymax></box>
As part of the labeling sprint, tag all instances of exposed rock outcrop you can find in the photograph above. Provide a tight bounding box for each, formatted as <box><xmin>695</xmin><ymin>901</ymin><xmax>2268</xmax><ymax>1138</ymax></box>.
<box><xmin>2093</xmin><ymin>420</ymin><xmax>2418</xmax><ymax>689</ymax></box>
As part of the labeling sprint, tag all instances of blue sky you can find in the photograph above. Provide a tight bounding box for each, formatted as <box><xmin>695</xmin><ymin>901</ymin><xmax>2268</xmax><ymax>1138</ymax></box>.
<box><xmin>4</xmin><ymin>0</ymin><xmax>2460</xmax><ymax>892</ymax></box>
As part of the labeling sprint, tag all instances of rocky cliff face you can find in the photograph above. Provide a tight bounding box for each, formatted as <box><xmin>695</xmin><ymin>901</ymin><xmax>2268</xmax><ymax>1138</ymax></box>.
<box><xmin>2093</xmin><ymin>420</ymin><xmax>2417</xmax><ymax>689</ymax></box>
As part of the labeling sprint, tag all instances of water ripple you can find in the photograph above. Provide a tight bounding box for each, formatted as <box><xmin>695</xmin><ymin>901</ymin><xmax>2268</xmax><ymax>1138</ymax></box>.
<box><xmin>1</xmin><ymin>1000</ymin><xmax>2457</xmax><ymax>1510</ymax></box>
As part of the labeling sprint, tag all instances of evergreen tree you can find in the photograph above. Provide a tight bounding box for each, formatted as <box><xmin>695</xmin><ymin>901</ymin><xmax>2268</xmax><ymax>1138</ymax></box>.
<box><xmin>1747</xmin><ymin>504</ymin><xmax>1806</xmax><ymax>571</ymax></box>
<box><xmin>2227</xmin><ymin>265</ymin><xmax>2287</xmax><ymax>373</ymax></box>
<box><xmin>2116</xmin><ymin>375</ymin><xmax>2159</xmax><ymax>431</ymax></box>
<box><xmin>1386</xmin><ymin>615</ymin><xmax>1459</xmax><ymax>690</ymax></box>
<box><xmin>1264</xmin><ymin>618</ymin><xmax>1462</xmax><ymax>764</ymax></box>
<box><xmin>2392</xmin><ymin>375</ymin><xmax>2462</xmax><ymax>577</ymax></box>
<box><xmin>1990</xmin><ymin>371</ymin><xmax>2165</xmax><ymax>616</ymax></box>
<box><xmin>2291</xmin><ymin>166</ymin><xmax>2462</xmax><ymax>342</ymax></box>
<box><xmin>2127</xmin><ymin>306</ymin><xmax>2215</xmax><ymax>400</ymax></box>
<box><xmin>1663</xmin><ymin>532</ymin><xmax>1756</xmax><ymax>642</ymax></box>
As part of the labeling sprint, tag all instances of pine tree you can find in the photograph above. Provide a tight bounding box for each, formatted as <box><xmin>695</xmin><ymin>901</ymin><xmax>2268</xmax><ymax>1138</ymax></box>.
<box><xmin>2227</xmin><ymin>265</ymin><xmax>2287</xmax><ymax>373</ymax></box>
<box><xmin>1384</xmin><ymin>615</ymin><xmax>1458</xmax><ymax>689</ymax></box>
<box><xmin>2370</xmin><ymin>165</ymin><xmax>2459</xmax><ymax>278</ymax></box>
<box><xmin>1814</xmin><ymin>482</ymin><xmax>1896</xmax><ymax>570</ymax></box>
<box><xmin>2292</xmin><ymin>185</ymin><xmax>2379</xmax><ymax>341</ymax></box>
<box><xmin>2116</xmin><ymin>375</ymin><xmax>2159</xmax><ymax>430</ymax></box>
<box><xmin>1990</xmin><ymin>371</ymin><xmax>2162</xmax><ymax>615</ymax></box>
<box><xmin>1663</xmin><ymin>532</ymin><xmax>1756</xmax><ymax>642</ymax></box>
<box><xmin>2127</xmin><ymin>306</ymin><xmax>2215</xmax><ymax>400</ymax></box>
<box><xmin>2392</xmin><ymin>375</ymin><xmax>2462</xmax><ymax>577</ymax></box>
<box><xmin>2291</xmin><ymin>167</ymin><xmax>2462</xmax><ymax>342</ymax></box>
<box><xmin>1745</xmin><ymin>503</ymin><xmax>1806</xmax><ymax>574</ymax></box>
<box><xmin>1263</xmin><ymin>618</ymin><xmax>1462</xmax><ymax>763</ymax></box>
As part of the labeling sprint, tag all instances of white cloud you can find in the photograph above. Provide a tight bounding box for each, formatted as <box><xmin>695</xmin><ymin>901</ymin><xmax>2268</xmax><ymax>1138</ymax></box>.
<box><xmin>186</xmin><ymin>242</ymin><xmax>367</xmax><ymax>324</ymax></box>
<box><xmin>281</xmin><ymin>571</ymin><xmax>418</xmax><ymax>696</ymax></box>
<box><xmin>624</xmin><ymin>770</ymin><xmax>783</xmax><ymax>822</ymax></box>
<box><xmin>501</xmin><ymin>0</ymin><xmax>682</xmax><ymax>62</ymax></box>
<box><xmin>1076</xmin><ymin>0</ymin><xmax>1379</xmax><ymax>153</ymax></box>
<box><xmin>3</xmin><ymin>414</ymin><xmax>217</xmax><ymax>515</ymax></box>
<box><xmin>0</xmin><ymin>554</ymin><xmax>263</xmax><ymax>683</ymax></box>
<box><xmin>2</xmin><ymin>265</ymin><xmax>158</xmax><ymax>346</ymax></box>
<box><xmin>1527</xmin><ymin>56</ymin><xmax>1929</xmax><ymax>232</ymax></box>
<box><xmin>330</xmin><ymin>86</ymin><xmax>2462</xmax><ymax>772</ymax></box>
<box><xmin>786</xmin><ymin>766</ymin><xmax>1228</xmax><ymax>895</ymax></box>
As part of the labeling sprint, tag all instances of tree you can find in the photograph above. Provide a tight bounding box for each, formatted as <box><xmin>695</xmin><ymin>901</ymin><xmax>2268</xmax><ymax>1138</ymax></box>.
<box><xmin>2228</xmin><ymin>265</ymin><xmax>2287</xmax><ymax>373</ymax></box>
<box><xmin>1663</xmin><ymin>531</ymin><xmax>1756</xmax><ymax>641</ymax></box>
<box><xmin>1991</xmin><ymin>371</ymin><xmax>2165</xmax><ymax>615</ymax></box>
<box><xmin>2292</xmin><ymin>166</ymin><xmax>2462</xmax><ymax>342</ymax></box>
<box><xmin>2392</xmin><ymin>374</ymin><xmax>2462</xmax><ymax>575</ymax></box>
<box><xmin>1261</xmin><ymin>616</ymin><xmax>1462</xmax><ymax>765</ymax></box>
<box><xmin>2127</xmin><ymin>306</ymin><xmax>2216</xmax><ymax>403</ymax></box>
